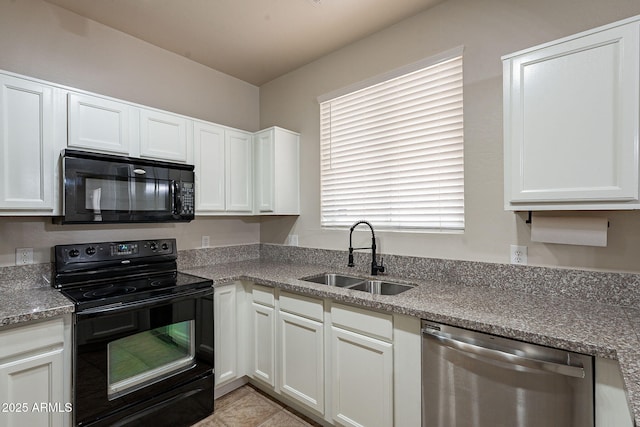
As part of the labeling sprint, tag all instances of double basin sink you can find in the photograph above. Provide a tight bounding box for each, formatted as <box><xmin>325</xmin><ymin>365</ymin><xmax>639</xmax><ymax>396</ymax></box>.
<box><xmin>300</xmin><ymin>273</ymin><xmax>415</xmax><ymax>296</ymax></box>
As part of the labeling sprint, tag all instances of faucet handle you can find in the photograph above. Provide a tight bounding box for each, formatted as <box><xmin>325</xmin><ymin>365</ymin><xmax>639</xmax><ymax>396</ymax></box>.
<box><xmin>377</xmin><ymin>257</ymin><xmax>385</xmax><ymax>274</ymax></box>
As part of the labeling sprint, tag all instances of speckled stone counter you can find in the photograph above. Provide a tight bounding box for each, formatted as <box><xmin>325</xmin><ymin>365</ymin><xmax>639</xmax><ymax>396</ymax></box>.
<box><xmin>0</xmin><ymin>264</ymin><xmax>74</xmax><ymax>326</ymax></box>
<box><xmin>184</xmin><ymin>259</ymin><xmax>640</xmax><ymax>425</ymax></box>
<box><xmin>0</xmin><ymin>286</ymin><xmax>74</xmax><ymax>326</ymax></box>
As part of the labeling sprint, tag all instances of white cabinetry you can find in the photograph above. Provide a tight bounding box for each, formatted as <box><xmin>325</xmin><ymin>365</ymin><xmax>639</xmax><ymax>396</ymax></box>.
<box><xmin>194</xmin><ymin>124</ymin><xmax>253</xmax><ymax>214</ymax></box>
<box><xmin>249</xmin><ymin>285</ymin><xmax>276</xmax><ymax>387</ymax></box>
<box><xmin>214</xmin><ymin>284</ymin><xmax>238</xmax><ymax>387</ymax></box>
<box><xmin>67</xmin><ymin>91</ymin><xmax>191</xmax><ymax>163</ymax></box>
<box><xmin>225</xmin><ymin>130</ymin><xmax>253</xmax><ymax>213</ymax></box>
<box><xmin>277</xmin><ymin>292</ymin><xmax>324</xmax><ymax>414</ymax></box>
<box><xmin>67</xmin><ymin>92</ymin><xmax>132</xmax><ymax>155</ymax></box>
<box><xmin>194</xmin><ymin>122</ymin><xmax>225</xmax><ymax>212</ymax></box>
<box><xmin>330</xmin><ymin>303</ymin><xmax>394</xmax><ymax>427</ymax></box>
<box><xmin>595</xmin><ymin>357</ymin><xmax>634</xmax><ymax>427</ymax></box>
<box><xmin>0</xmin><ymin>74</ymin><xmax>64</xmax><ymax>214</ymax></box>
<box><xmin>254</xmin><ymin>127</ymin><xmax>300</xmax><ymax>215</ymax></box>
<box><xmin>0</xmin><ymin>316</ymin><xmax>71</xmax><ymax>427</ymax></box>
<box><xmin>503</xmin><ymin>16</ymin><xmax>640</xmax><ymax>210</ymax></box>
<box><xmin>139</xmin><ymin>109</ymin><xmax>189</xmax><ymax>162</ymax></box>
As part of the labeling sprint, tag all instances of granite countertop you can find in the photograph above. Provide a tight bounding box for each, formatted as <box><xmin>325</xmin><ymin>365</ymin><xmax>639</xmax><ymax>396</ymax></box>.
<box><xmin>184</xmin><ymin>259</ymin><xmax>640</xmax><ymax>424</ymax></box>
<box><xmin>0</xmin><ymin>285</ymin><xmax>74</xmax><ymax>327</ymax></box>
<box><xmin>2</xmin><ymin>258</ymin><xmax>639</xmax><ymax>423</ymax></box>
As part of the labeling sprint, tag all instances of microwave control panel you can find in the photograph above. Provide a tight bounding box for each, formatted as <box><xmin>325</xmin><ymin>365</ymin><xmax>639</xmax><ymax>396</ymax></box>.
<box><xmin>180</xmin><ymin>182</ymin><xmax>194</xmax><ymax>215</ymax></box>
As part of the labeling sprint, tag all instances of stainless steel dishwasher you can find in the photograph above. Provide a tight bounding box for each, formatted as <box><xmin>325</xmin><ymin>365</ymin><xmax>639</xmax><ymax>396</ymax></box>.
<box><xmin>421</xmin><ymin>320</ymin><xmax>594</xmax><ymax>427</ymax></box>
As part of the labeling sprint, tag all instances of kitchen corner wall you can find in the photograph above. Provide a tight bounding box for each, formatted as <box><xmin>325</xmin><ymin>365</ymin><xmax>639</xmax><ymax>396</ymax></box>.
<box><xmin>0</xmin><ymin>0</ymin><xmax>261</xmax><ymax>267</ymax></box>
<box><xmin>259</xmin><ymin>0</ymin><xmax>640</xmax><ymax>273</ymax></box>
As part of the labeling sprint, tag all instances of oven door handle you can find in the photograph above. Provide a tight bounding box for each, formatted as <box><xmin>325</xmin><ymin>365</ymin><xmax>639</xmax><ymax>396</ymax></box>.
<box><xmin>76</xmin><ymin>287</ymin><xmax>213</xmax><ymax>318</ymax></box>
<box><xmin>422</xmin><ymin>329</ymin><xmax>585</xmax><ymax>378</ymax></box>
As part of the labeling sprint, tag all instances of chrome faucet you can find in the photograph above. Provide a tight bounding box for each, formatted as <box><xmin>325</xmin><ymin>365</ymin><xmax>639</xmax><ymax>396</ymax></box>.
<box><xmin>348</xmin><ymin>220</ymin><xmax>385</xmax><ymax>276</ymax></box>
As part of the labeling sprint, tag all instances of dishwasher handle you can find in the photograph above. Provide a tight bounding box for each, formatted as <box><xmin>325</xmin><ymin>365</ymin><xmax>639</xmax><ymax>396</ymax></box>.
<box><xmin>422</xmin><ymin>328</ymin><xmax>585</xmax><ymax>379</ymax></box>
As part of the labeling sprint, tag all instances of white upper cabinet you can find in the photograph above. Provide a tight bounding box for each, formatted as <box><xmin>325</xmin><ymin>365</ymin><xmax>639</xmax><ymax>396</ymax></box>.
<box><xmin>194</xmin><ymin>125</ymin><xmax>253</xmax><ymax>215</ymax></box>
<box><xmin>67</xmin><ymin>91</ymin><xmax>192</xmax><ymax>163</ymax></box>
<box><xmin>503</xmin><ymin>16</ymin><xmax>640</xmax><ymax>210</ymax></box>
<box><xmin>194</xmin><ymin>121</ymin><xmax>226</xmax><ymax>212</ymax></box>
<box><xmin>226</xmin><ymin>129</ymin><xmax>253</xmax><ymax>213</ymax></box>
<box><xmin>254</xmin><ymin>127</ymin><xmax>300</xmax><ymax>215</ymax></box>
<box><xmin>67</xmin><ymin>92</ymin><xmax>131</xmax><ymax>155</ymax></box>
<box><xmin>0</xmin><ymin>74</ymin><xmax>64</xmax><ymax>214</ymax></box>
<box><xmin>139</xmin><ymin>109</ymin><xmax>189</xmax><ymax>163</ymax></box>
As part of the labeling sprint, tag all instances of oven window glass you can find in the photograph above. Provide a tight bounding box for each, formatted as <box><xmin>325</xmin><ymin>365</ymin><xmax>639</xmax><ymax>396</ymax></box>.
<box><xmin>108</xmin><ymin>320</ymin><xmax>194</xmax><ymax>398</ymax></box>
<box><xmin>85</xmin><ymin>177</ymin><xmax>169</xmax><ymax>213</ymax></box>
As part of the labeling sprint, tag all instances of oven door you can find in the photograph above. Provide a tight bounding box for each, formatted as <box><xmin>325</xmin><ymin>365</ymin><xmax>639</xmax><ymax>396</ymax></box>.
<box><xmin>74</xmin><ymin>289</ymin><xmax>213</xmax><ymax>427</ymax></box>
<box><xmin>62</xmin><ymin>151</ymin><xmax>194</xmax><ymax>223</ymax></box>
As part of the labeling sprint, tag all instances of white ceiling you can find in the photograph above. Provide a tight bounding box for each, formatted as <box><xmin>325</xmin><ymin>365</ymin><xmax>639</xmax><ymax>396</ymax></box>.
<box><xmin>43</xmin><ymin>0</ymin><xmax>444</xmax><ymax>86</ymax></box>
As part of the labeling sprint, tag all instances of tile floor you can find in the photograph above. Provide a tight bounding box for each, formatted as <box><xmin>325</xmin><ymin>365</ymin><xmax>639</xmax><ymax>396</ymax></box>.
<box><xmin>193</xmin><ymin>384</ymin><xmax>322</xmax><ymax>427</ymax></box>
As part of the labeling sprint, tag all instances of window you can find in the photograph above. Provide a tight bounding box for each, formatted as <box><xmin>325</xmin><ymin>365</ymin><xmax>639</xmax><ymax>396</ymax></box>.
<box><xmin>319</xmin><ymin>48</ymin><xmax>464</xmax><ymax>231</ymax></box>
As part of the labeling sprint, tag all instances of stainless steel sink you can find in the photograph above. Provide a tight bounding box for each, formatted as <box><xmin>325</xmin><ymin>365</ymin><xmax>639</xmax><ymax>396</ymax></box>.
<box><xmin>349</xmin><ymin>280</ymin><xmax>414</xmax><ymax>295</ymax></box>
<box><xmin>301</xmin><ymin>273</ymin><xmax>365</xmax><ymax>287</ymax></box>
<box><xmin>300</xmin><ymin>273</ymin><xmax>415</xmax><ymax>295</ymax></box>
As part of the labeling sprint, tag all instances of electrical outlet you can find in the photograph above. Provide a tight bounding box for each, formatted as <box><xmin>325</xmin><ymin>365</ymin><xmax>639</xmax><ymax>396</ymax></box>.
<box><xmin>288</xmin><ymin>234</ymin><xmax>299</xmax><ymax>246</ymax></box>
<box><xmin>510</xmin><ymin>245</ymin><xmax>528</xmax><ymax>265</ymax></box>
<box><xmin>16</xmin><ymin>248</ymin><xmax>33</xmax><ymax>265</ymax></box>
<box><xmin>201</xmin><ymin>236</ymin><xmax>210</xmax><ymax>248</ymax></box>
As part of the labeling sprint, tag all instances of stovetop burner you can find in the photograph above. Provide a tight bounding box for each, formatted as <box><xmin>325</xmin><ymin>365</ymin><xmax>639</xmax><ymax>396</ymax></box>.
<box><xmin>53</xmin><ymin>239</ymin><xmax>213</xmax><ymax>312</ymax></box>
<box><xmin>82</xmin><ymin>285</ymin><xmax>136</xmax><ymax>299</ymax></box>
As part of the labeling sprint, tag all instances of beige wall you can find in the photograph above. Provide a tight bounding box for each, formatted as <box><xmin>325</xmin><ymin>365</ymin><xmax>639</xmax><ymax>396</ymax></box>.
<box><xmin>259</xmin><ymin>0</ymin><xmax>640</xmax><ymax>273</ymax></box>
<box><xmin>0</xmin><ymin>0</ymin><xmax>261</xmax><ymax>266</ymax></box>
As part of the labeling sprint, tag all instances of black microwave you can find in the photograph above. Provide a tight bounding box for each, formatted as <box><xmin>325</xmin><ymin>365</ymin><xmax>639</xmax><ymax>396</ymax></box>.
<box><xmin>61</xmin><ymin>149</ymin><xmax>195</xmax><ymax>224</ymax></box>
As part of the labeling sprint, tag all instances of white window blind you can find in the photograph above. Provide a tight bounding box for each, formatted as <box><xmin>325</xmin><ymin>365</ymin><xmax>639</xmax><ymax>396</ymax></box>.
<box><xmin>319</xmin><ymin>53</ymin><xmax>464</xmax><ymax>231</ymax></box>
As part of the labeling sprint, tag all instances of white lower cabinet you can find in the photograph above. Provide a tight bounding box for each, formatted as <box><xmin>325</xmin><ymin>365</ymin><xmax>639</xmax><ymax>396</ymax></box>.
<box><xmin>0</xmin><ymin>316</ymin><xmax>71</xmax><ymax>427</ymax></box>
<box><xmin>331</xmin><ymin>303</ymin><xmax>394</xmax><ymax>427</ymax></box>
<box><xmin>595</xmin><ymin>357</ymin><xmax>634</xmax><ymax>427</ymax></box>
<box><xmin>249</xmin><ymin>285</ymin><xmax>276</xmax><ymax>387</ymax></box>
<box><xmin>239</xmin><ymin>285</ymin><xmax>422</xmax><ymax>426</ymax></box>
<box><xmin>278</xmin><ymin>292</ymin><xmax>324</xmax><ymax>415</ymax></box>
<box><xmin>214</xmin><ymin>284</ymin><xmax>238</xmax><ymax>387</ymax></box>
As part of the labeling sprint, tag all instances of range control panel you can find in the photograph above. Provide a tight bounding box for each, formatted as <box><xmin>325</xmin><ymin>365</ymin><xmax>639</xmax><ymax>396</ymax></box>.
<box><xmin>55</xmin><ymin>239</ymin><xmax>175</xmax><ymax>265</ymax></box>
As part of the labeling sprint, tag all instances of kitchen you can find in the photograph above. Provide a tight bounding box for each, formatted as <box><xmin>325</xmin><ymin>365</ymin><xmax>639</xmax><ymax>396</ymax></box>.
<box><xmin>1</xmin><ymin>0</ymin><xmax>640</xmax><ymax>426</ymax></box>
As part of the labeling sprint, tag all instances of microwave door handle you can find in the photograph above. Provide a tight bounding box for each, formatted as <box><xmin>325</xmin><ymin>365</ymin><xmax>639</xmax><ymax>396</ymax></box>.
<box><xmin>171</xmin><ymin>180</ymin><xmax>181</xmax><ymax>216</ymax></box>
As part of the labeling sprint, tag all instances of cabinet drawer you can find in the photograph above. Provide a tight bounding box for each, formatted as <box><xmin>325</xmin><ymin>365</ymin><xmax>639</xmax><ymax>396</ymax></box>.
<box><xmin>0</xmin><ymin>317</ymin><xmax>65</xmax><ymax>359</ymax></box>
<box><xmin>279</xmin><ymin>291</ymin><xmax>323</xmax><ymax>322</ymax></box>
<box><xmin>252</xmin><ymin>284</ymin><xmax>275</xmax><ymax>307</ymax></box>
<box><xmin>331</xmin><ymin>303</ymin><xmax>392</xmax><ymax>341</ymax></box>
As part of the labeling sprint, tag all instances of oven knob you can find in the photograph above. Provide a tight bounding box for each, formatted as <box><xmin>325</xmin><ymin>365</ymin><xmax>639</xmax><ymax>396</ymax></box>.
<box><xmin>149</xmin><ymin>242</ymin><xmax>158</xmax><ymax>251</ymax></box>
<box><xmin>85</xmin><ymin>246</ymin><xmax>96</xmax><ymax>256</ymax></box>
<box><xmin>69</xmin><ymin>249</ymin><xmax>80</xmax><ymax>258</ymax></box>
<box><xmin>161</xmin><ymin>242</ymin><xmax>169</xmax><ymax>251</ymax></box>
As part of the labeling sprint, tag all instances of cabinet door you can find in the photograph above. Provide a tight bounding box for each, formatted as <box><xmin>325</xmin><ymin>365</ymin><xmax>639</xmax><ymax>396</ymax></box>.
<box><xmin>140</xmin><ymin>109</ymin><xmax>189</xmax><ymax>162</ymax></box>
<box><xmin>0</xmin><ymin>317</ymin><xmax>69</xmax><ymax>427</ymax></box>
<box><xmin>254</xmin><ymin>127</ymin><xmax>300</xmax><ymax>215</ymax></box>
<box><xmin>504</xmin><ymin>21</ymin><xmax>640</xmax><ymax>208</ymax></box>
<box><xmin>254</xmin><ymin>130</ymin><xmax>275</xmax><ymax>213</ymax></box>
<box><xmin>0</xmin><ymin>348</ymin><xmax>65</xmax><ymax>427</ymax></box>
<box><xmin>194</xmin><ymin>122</ymin><xmax>226</xmax><ymax>212</ymax></box>
<box><xmin>250</xmin><ymin>302</ymin><xmax>275</xmax><ymax>387</ymax></box>
<box><xmin>225</xmin><ymin>130</ymin><xmax>253</xmax><ymax>212</ymax></box>
<box><xmin>331</xmin><ymin>326</ymin><xmax>393</xmax><ymax>427</ymax></box>
<box><xmin>67</xmin><ymin>92</ymin><xmax>131</xmax><ymax>155</ymax></box>
<box><xmin>278</xmin><ymin>311</ymin><xmax>324</xmax><ymax>414</ymax></box>
<box><xmin>214</xmin><ymin>285</ymin><xmax>237</xmax><ymax>387</ymax></box>
<box><xmin>0</xmin><ymin>75</ymin><xmax>56</xmax><ymax>210</ymax></box>
<box><xmin>272</xmin><ymin>128</ymin><xmax>300</xmax><ymax>215</ymax></box>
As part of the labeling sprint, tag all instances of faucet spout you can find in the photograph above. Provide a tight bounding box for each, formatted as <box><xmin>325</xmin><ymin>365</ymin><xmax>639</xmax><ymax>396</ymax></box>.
<box><xmin>348</xmin><ymin>220</ymin><xmax>385</xmax><ymax>275</ymax></box>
